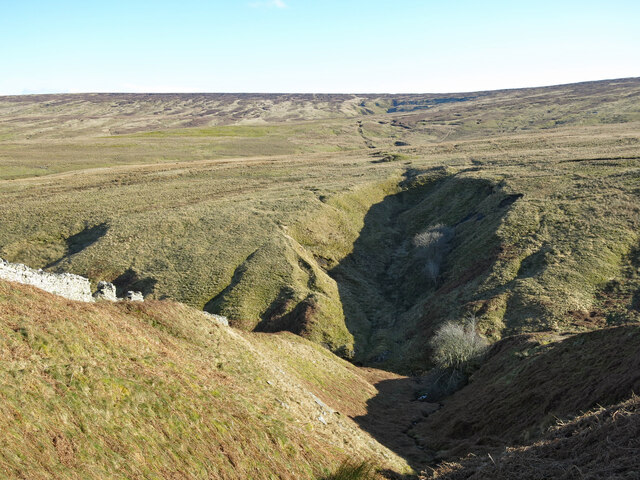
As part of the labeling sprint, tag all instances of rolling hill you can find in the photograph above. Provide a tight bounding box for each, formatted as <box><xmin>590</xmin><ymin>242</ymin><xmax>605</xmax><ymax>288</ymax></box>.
<box><xmin>1</xmin><ymin>78</ymin><xmax>639</xmax><ymax>478</ymax></box>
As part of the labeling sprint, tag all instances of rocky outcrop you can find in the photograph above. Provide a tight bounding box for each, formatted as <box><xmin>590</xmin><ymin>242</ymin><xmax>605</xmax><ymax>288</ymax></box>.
<box><xmin>94</xmin><ymin>282</ymin><xmax>144</xmax><ymax>303</ymax></box>
<box><xmin>94</xmin><ymin>281</ymin><xmax>118</xmax><ymax>301</ymax></box>
<box><xmin>124</xmin><ymin>291</ymin><xmax>144</xmax><ymax>302</ymax></box>
<box><xmin>0</xmin><ymin>258</ymin><xmax>94</xmax><ymax>302</ymax></box>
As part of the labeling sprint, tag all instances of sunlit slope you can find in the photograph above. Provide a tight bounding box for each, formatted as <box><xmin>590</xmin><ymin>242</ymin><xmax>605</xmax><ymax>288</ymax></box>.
<box><xmin>291</xmin><ymin>151</ymin><xmax>640</xmax><ymax>370</ymax></box>
<box><xmin>0</xmin><ymin>79</ymin><xmax>639</xmax><ymax>369</ymax></box>
<box><xmin>1</xmin><ymin>79</ymin><xmax>638</xmax><ymax>178</ymax></box>
<box><xmin>0</xmin><ymin>279</ymin><xmax>410</xmax><ymax>479</ymax></box>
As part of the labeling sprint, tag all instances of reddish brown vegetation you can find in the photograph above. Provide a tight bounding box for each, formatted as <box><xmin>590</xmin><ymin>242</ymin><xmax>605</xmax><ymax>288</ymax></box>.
<box><xmin>422</xmin><ymin>395</ymin><xmax>640</xmax><ymax>479</ymax></box>
<box><xmin>412</xmin><ymin>326</ymin><xmax>640</xmax><ymax>458</ymax></box>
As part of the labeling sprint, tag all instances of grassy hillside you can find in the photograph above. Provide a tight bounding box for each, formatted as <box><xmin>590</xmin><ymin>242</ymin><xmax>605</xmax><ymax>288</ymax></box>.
<box><xmin>1</xmin><ymin>79</ymin><xmax>639</xmax><ymax>371</ymax></box>
<box><xmin>1</xmin><ymin>79</ymin><xmax>640</xmax><ymax>478</ymax></box>
<box><xmin>0</xmin><ymin>279</ymin><xmax>411</xmax><ymax>479</ymax></box>
<box><xmin>422</xmin><ymin>396</ymin><xmax>640</xmax><ymax>479</ymax></box>
<box><xmin>2</xmin><ymin>281</ymin><xmax>638</xmax><ymax>478</ymax></box>
<box><xmin>415</xmin><ymin>326</ymin><xmax>640</xmax><ymax>478</ymax></box>
<box><xmin>413</xmin><ymin>326</ymin><xmax>640</xmax><ymax>456</ymax></box>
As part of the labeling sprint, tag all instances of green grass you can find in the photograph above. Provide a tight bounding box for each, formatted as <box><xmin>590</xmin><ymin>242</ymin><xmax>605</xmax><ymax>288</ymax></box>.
<box><xmin>321</xmin><ymin>460</ymin><xmax>379</xmax><ymax>480</ymax></box>
<box><xmin>1</xmin><ymin>79</ymin><xmax>640</xmax><ymax>478</ymax></box>
<box><xmin>0</xmin><ymin>280</ymin><xmax>410</xmax><ymax>479</ymax></box>
<box><xmin>130</xmin><ymin>124</ymin><xmax>276</xmax><ymax>137</ymax></box>
<box><xmin>0</xmin><ymin>80</ymin><xmax>639</xmax><ymax>371</ymax></box>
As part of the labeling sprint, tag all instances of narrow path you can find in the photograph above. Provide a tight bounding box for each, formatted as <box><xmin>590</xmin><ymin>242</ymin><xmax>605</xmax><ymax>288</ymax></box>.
<box><xmin>356</xmin><ymin>120</ymin><xmax>377</xmax><ymax>149</ymax></box>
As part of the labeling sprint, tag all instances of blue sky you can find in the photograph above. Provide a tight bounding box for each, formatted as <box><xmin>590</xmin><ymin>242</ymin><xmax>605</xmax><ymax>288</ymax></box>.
<box><xmin>1</xmin><ymin>0</ymin><xmax>639</xmax><ymax>94</ymax></box>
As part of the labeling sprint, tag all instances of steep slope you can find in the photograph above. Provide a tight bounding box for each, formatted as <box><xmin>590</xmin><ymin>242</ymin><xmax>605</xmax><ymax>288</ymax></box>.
<box><xmin>0</xmin><ymin>279</ymin><xmax>411</xmax><ymax>479</ymax></box>
<box><xmin>410</xmin><ymin>326</ymin><xmax>640</xmax><ymax>458</ymax></box>
<box><xmin>422</xmin><ymin>395</ymin><xmax>640</xmax><ymax>479</ymax></box>
<box><xmin>343</xmin><ymin>324</ymin><xmax>640</xmax><ymax>477</ymax></box>
<box><xmin>290</xmin><ymin>157</ymin><xmax>640</xmax><ymax>371</ymax></box>
<box><xmin>411</xmin><ymin>326</ymin><xmax>640</xmax><ymax>479</ymax></box>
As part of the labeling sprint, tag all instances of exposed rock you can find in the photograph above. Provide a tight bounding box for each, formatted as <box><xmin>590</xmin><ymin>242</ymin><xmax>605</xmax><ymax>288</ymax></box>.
<box><xmin>310</xmin><ymin>393</ymin><xmax>335</xmax><ymax>414</ymax></box>
<box><xmin>0</xmin><ymin>258</ymin><xmax>145</xmax><ymax>303</ymax></box>
<box><xmin>125</xmin><ymin>290</ymin><xmax>144</xmax><ymax>302</ymax></box>
<box><xmin>94</xmin><ymin>281</ymin><xmax>118</xmax><ymax>301</ymax></box>
<box><xmin>202</xmin><ymin>311</ymin><xmax>230</xmax><ymax>327</ymax></box>
<box><xmin>0</xmin><ymin>258</ymin><xmax>94</xmax><ymax>302</ymax></box>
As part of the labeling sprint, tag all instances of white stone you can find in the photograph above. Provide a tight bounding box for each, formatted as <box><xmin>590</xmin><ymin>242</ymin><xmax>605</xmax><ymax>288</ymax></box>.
<box><xmin>202</xmin><ymin>311</ymin><xmax>230</xmax><ymax>327</ymax></box>
<box><xmin>94</xmin><ymin>281</ymin><xmax>118</xmax><ymax>301</ymax></box>
<box><xmin>125</xmin><ymin>290</ymin><xmax>144</xmax><ymax>302</ymax></box>
<box><xmin>0</xmin><ymin>258</ymin><xmax>94</xmax><ymax>302</ymax></box>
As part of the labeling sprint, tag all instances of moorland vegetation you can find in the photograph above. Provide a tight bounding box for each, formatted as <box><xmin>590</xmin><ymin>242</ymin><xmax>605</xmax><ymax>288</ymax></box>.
<box><xmin>1</xmin><ymin>78</ymin><xmax>639</xmax><ymax>478</ymax></box>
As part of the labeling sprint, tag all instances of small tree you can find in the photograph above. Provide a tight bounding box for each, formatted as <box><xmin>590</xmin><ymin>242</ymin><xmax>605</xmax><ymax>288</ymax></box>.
<box><xmin>413</xmin><ymin>224</ymin><xmax>454</xmax><ymax>283</ymax></box>
<box><xmin>429</xmin><ymin>316</ymin><xmax>488</xmax><ymax>371</ymax></box>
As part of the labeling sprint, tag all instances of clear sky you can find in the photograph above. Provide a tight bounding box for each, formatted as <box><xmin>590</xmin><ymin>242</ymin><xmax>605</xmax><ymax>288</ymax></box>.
<box><xmin>1</xmin><ymin>0</ymin><xmax>639</xmax><ymax>94</ymax></box>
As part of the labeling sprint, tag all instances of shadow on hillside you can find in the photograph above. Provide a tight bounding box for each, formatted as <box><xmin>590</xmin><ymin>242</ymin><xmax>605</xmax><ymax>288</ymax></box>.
<box><xmin>46</xmin><ymin>223</ymin><xmax>109</xmax><ymax>269</ymax></box>
<box><xmin>112</xmin><ymin>268</ymin><xmax>157</xmax><ymax>296</ymax></box>
<box><xmin>319</xmin><ymin>466</ymin><xmax>418</xmax><ymax>480</ymax></box>
<box><xmin>325</xmin><ymin>173</ymin><xmax>530</xmax><ymax>472</ymax></box>
<box><xmin>355</xmin><ymin>325</ymin><xmax>640</xmax><ymax>473</ymax></box>
<box><xmin>353</xmin><ymin>375</ymin><xmax>439</xmax><ymax>473</ymax></box>
<box><xmin>629</xmin><ymin>245</ymin><xmax>640</xmax><ymax>313</ymax></box>
<box><xmin>66</xmin><ymin>223</ymin><xmax>109</xmax><ymax>256</ymax></box>
<box><xmin>203</xmin><ymin>249</ymin><xmax>259</xmax><ymax>317</ymax></box>
<box><xmin>328</xmin><ymin>172</ymin><xmax>509</xmax><ymax>371</ymax></box>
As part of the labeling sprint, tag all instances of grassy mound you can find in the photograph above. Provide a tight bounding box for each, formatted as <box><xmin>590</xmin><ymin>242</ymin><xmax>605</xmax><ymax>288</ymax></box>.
<box><xmin>0</xmin><ymin>279</ymin><xmax>411</xmax><ymax>479</ymax></box>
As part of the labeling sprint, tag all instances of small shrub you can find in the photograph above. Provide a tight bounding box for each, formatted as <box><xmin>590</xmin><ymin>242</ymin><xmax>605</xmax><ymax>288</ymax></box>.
<box><xmin>418</xmin><ymin>317</ymin><xmax>489</xmax><ymax>401</ymax></box>
<box><xmin>429</xmin><ymin>316</ymin><xmax>488</xmax><ymax>371</ymax></box>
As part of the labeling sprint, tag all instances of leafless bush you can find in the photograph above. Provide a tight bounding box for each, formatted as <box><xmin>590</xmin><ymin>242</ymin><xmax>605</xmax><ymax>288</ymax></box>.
<box><xmin>429</xmin><ymin>316</ymin><xmax>488</xmax><ymax>371</ymax></box>
<box><xmin>413</xmin><ymin>224</ymin><xmax>454</xmax><ymax>282</ymax></box>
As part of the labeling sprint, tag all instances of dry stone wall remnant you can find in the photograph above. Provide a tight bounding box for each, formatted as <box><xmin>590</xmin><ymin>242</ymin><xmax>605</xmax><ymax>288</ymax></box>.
<box><xmin>94</xmin><ymin>281</ymin><xmax>118</xmax><ymax>301</ymax></box>
<box><xmin>124</xmin><ymin>290</ymin><xmax>144</xmax><ymax>302</ymax></box>
<box><xmin>0</xmin><ymin>258</ymin><xmax>94</xmax><ymax>302</ymax></box>
<box><xmin>0</xmin><ymin>258</ymin><xmax>146</xmax><ymax>304</ymax></box>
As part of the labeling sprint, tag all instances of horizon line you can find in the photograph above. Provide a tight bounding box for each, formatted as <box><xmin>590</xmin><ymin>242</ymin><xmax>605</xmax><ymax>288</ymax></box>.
<box><xmin>2</xmin><ymin>76</ymin><xmax>639</xmax><ymax>99</ymax></box>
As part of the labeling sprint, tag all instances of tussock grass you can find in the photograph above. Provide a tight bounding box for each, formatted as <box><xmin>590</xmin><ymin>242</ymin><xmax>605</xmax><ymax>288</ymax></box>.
<box><xmin>412</xmin><ymin>325</ymin><xmax>640</xmax><ymax>460</ymax></box>
<box><xmin>322</xmin><ymin>460</ymin><xmax>379</xmax><ymax>480</ymax></box>
<box><xmin>422</xmin><ymin>395</ymin><xmax>640</xmax><ymax>479</ymax></box>
<box><xmin>0</xmin><ymin>279</ymin><xmax>410</xmax><ymax>479</ymax></box>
